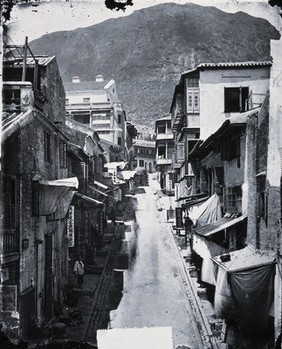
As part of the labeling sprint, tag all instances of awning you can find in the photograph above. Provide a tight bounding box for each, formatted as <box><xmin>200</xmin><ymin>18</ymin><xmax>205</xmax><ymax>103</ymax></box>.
<box><xmin>53</xmin><ymin>190</ymin><xmax>76</xmax><ymax>219</ymax></box>
<box><xmin>94</xmin><ymin>180</ymin><xmax>109</xmax><ymax>190</ymax></box>
<box><xmin>113</xmin><ymin>178</ymin><xmax>126</xmax><ymax>185</ymax></box>
<box><xmin>188</xmin><ymin>193</ymin><xmax>222</xmax><ymax>226</ymax></box>
<box><xmin>37</xmin><ymin>177</ymin><xmax>78</xmax><ymax>216</ymax></box>
<box><xmin>39</xmin><ymin>177</ymin><xmax>79</xmax><ymax>188</ymax></box>
<box><xmin>74</xmin><ymin>192</ymin><xmax>104</xmax><ymax>207</ymax></box>
<box><xmin>194</xmin><ymin>213</ymin><xmax>247</xmax><ymax>237</ymax></box>
<box><xmin>212</xmin><ymin>245</ymin><xmax>275</xmax><ymax>272</ymax></box>
<box><xmin>193</xmin><ymin>234</ymin><xmax>227</xmax><ymax>285</ymax></box>
<box><xmin>213</xmin><ymin>246</ymin><xmax>275</xmax><ymax>325</ymax></box>
<box><xmin>104</xmin><ymin>161</ymin><xmax>127</xmax><ymax>170</ymax></box>
<box><xmin>89</xmin><ymin>185</ymin><xmax>108</xmax><ymax>197</ymax></box>
<box><xmin>120</xmin><ymin>170</ymin><xmax>137</xmax><ymax>180</ymax></box>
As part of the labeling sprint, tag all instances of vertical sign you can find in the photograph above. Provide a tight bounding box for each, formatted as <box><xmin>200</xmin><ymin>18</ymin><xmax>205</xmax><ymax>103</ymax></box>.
<box><xmin>67</xmin><ymin>205</ymin><xmax>75</xmax><ymax>247</ymax></box>
<box><xmin>98</xmin><ymin>211</ymin><xmax>104</xmax><ymax>236</ymax></box>
<box><xmin>175</xmin><ymin>207</ymin><xmax>183</xmax><ymax>228</ymax></box>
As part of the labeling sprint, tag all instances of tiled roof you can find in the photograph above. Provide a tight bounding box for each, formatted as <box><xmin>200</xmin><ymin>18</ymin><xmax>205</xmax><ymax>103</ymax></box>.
<box><xmin>182</xmin><ymin>61</ymin><xmax>272</xmax><ymax>76</ymax></box>
<box><xmin>4</xmin><ymin>55</ymin><xmax>56</xmax><ymax>67</ymax></box>
<box><xmin>197</xmin><ymin>61</ymin><xmax>272</xmax><ymax>69</ymax></box>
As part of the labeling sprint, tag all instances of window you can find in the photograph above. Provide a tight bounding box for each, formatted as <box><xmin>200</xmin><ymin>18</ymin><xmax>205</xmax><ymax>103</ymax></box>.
<box><xmin>83</xmin><ymin>97</ymin><xmax>90</xmax><ymax>104</ymax></box>
<box><xmin>44</xmin><ymin>131</ymin><xmax>51</xmax><ymax>163</ymax></box>
<box><xmin>158</xmin><ymin>146</ymin><xmax>166</xmax><ymax>159</ymax></box>
<box><xmin>157</xmin><ymin>124</ymin><xmax>166</xmax><ymax>134</ymax></box>
<box><xmin>92</xmin><ymin>112</ymin><xmax>111</xmax><ymax>121</ymax></box>
<box><xmin>3</xmin><ymin>88</ymin><xmax>21</xmax><ymax>106</ymax></box>
<box><xmin>118</xmin><ymin>137</ymin><xmax>122</xmax><ymax>146</ymax></box>
<box><xmin>224</xmin><ymin>186</ymin><xmax>242</xmax><ymax>214</ymax></box>
<box><xmin>72</xmin><ymin>112</ymin><xmax>90</xmax><ymax>124</ymax></box>
<box><xmin>224</xmin><ymin>87</ymin><xmax>249</xmax><ymax>113</ymax></box>
<box><xmin>59</xmin><ymin>141</ymin><xmax>67</xmax><ymax>168</ymax></box>
<box><xmin>65</xmin><ymin>98</ymin><xmax>69</xmax><ymax>105</ymax></box>
<box><xmin>187</xmin><ymin>78</ymin><xmax>199</xmax><ymax>87</ymax></box>
<box><xmin>118</xmin><ymin>115</ymin><xmax>122</xmax><ymax>124</ymax></box>
<box><xmin>139</xmin><ymin>159</ymin><xmax>144</xmax><ymax>167</ymax></box>
<box><xmin>187</xmin><ymin>89</ymin><xmax>199</xmax><ymax>112</ymax></box>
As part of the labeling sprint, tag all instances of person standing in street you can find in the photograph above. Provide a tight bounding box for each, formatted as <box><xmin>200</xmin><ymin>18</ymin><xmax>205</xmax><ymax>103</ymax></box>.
<box><xmin>73</xmin><ymin>256</ymin><xmax>85</xmax><ymax>288</ymax></box>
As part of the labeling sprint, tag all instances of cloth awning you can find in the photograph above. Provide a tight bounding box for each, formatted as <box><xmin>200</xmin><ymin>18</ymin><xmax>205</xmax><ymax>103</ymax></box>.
<box><xmin>37</xmin><ymin>177</ymin><xmax>78</xmax><ymax>216</ymax></box>
<box><xmin>74</xmin><ymin>192</ymin><xmax>104</xmax><ymax>207</ymax></box>
<box><xmin>89</xmin><ymin>185</ymin><xmax>108</xmax><ymax>197</ymax></box>
<box><xmin>120</xmin><ymin>170</ymin><xmax>137</xmax><ymax>180</ymax></box>
<box><xmin>94</xmin><ymin>180</ymin><xmax>109</xmax><ymax>190</ymax></box>
<box><xmin>39</xmin><ymin>177</ymin><xmax>79</xmax><ymax>188</ymax></box>
<box><xmin>188</xmin><ymin>193</ymin><xmax>222</xmax><ymax>226</ymax></box>
<box><xmin>193</xmin><ymin>234</ymin><xmax>227</xmax><ymax>285</ymax></box>
<box><xmin>194</xmin><ymin>213</ymin><xmax>247</xmax><ymax>237</ymax></box>
<box><xmin>213</xmin><ymin>246</ymin><xmax>275</xmax><ymax>325</ymax></box>
<box><xmin>104</xmin><ymin>161</ymin><xmax>127</xmax><ymax>170</ymax></box>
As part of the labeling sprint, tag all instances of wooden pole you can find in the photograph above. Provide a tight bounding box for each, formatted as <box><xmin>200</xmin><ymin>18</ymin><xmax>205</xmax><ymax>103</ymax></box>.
<box><xmin>21</xmin><ymin>36</ymin><xmax>28</xmax><ymax>81</ymax></box>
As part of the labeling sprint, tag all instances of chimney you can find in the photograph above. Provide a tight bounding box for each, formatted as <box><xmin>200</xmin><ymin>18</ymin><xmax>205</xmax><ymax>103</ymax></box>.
<box><xmin>95</xmin><ymin>75</ymin><xmax>104</xmax><ymax>82</ymax></box>
<box><xmin>72</xmin><ymin>76</ymin><xmax>80</xmax><ymax>83</ymax></box>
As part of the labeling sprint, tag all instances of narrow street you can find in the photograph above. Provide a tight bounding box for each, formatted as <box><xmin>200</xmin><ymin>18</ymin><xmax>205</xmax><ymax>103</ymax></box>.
<box><xmin>109</xmin><ymin>174</ymin><xmax>204</xmax><ymax>349</ymax></box>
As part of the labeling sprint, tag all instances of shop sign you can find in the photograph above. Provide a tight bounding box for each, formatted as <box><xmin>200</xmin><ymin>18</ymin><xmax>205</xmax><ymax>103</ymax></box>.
<box><xmin>98</xmin><ymin>211</ymin><xmax>104</xmax><ymax>236</ymax></box>
<box><xmin>175</xmin><ymin>207</ymin><xmax>183</xmax><ymax>228</ymax></box>
<box><xmin>67</xmin><ymin>205</ymin><xmax>75</xmax><ymax>247</ymax></box>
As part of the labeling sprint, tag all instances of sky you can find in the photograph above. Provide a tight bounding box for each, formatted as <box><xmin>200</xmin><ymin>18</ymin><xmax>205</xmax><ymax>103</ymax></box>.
<box><xmin>5</xmin><ymin>0</ymin><xmax>281</xmax><ymax>45</ymax></box>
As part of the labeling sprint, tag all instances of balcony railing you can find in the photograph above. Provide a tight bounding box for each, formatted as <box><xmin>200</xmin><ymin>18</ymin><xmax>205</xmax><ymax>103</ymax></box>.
<box><xmin>3</xmin><ymin>82</ymin><xmax>47</xmax><ymax>113</ymax></box>
<box><xmin>156</xmin><ymin>158</ymin><xmax>172</xmax><ymax>166</ymax></box>
<box><xmin>156</xmin><ymin>133</ymin><xmax>174</xmax><ymax>141</ymax></box>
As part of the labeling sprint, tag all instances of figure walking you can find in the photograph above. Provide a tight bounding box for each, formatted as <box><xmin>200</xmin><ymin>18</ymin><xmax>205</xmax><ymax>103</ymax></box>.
<box><xmin>73</xmin><ymin>256</ymin><xmax>85</xmax><ymax>288</ymax></box>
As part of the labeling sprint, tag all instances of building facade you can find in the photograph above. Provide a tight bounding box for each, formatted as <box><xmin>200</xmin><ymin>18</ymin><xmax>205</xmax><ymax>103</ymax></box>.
<box><xmin>133</xmin><ymin>139</ymin><xmax>156</xmax><ymax>173</ymax></box>
<box><xmin>64</xmin><ymin>76</ymin><xmax>127</xmax><ymax>161</ymax></box>
<box><xmin>155</xmin><ymin>115</ymin><xmax>174</xmax><ymax>193</ymax></box>
<box><xmin>1</xmin><ymin>51</ymin><xmax>77</xmax><ymax>338</ymax></box>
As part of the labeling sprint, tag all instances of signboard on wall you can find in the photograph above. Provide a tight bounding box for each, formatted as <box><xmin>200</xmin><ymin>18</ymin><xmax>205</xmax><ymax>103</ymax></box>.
<box><xmin>67</xmin><ymin>205</ymin><xmax>75</xmax><ymax>247</ymax></box>
<box><xmin>98</xmin><ymin>211</ymin><xmax>104</xmax><ymax>236</ymax></box>
<box><xmin>175</xmin><ymin>207</ymin><xmax>183</xmax><ymax>228</ymax></box>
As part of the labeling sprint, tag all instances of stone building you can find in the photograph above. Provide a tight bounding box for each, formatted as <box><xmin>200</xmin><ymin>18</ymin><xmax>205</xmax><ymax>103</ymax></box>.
<box><xmin>1</xmin><ymin>49</ymin><xmax>77</xmax><ymax>338</ymax></box>
<box><xmin>64</xmin><ymin>76</ymin><xmax>127</xmax><ymax>161</ymax></box>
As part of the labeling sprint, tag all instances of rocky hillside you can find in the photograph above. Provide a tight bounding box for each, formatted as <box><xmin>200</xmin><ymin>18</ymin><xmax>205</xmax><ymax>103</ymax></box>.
<box><xmin>29</xmin><ymin>3</ymin><xmax>280</xmax><ymax>128</ymax></box>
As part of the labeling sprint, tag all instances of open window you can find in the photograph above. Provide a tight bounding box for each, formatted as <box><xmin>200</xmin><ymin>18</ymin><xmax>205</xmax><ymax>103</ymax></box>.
<box><xmin>224</xmin><ymin>87</ymin><xmax>249</xmax><ymax>113</ymax></box>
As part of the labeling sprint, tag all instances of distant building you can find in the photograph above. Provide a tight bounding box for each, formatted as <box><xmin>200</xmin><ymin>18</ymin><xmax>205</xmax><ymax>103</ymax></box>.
<box><xmin>64</xmin><ymin>75</ymin><xmax>127</xmax><ymax>161</ymax></box>
<box><xmin>155</xmin><ymin>115</ymin><xmax>174</xmax><ymax>193</ymax></box>
<box><xmin>133</xmin><ymin>139</ymin><xmax>156</xmax><ymax>173</ymax></box>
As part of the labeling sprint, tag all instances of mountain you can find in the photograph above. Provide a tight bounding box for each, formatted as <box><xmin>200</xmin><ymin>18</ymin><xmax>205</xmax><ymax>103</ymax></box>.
<box><xmin>29</xmin><ymin>3</ymin><xmax>280</xmax><ymax>128</ymax></box>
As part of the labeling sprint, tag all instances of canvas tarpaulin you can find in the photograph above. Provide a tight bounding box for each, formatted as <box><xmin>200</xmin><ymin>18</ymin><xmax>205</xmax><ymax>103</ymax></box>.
<box><xmin>229</xmin><ymin>263</ymin><xmax>275</xmax><ymax>325</ymax></box>
<box><xmin>193</xmin><ymin>234</ymin><xmax>227</xmax><ymax>285</ymax></box>
<box><xmin>213</xmin><ymin>246</ymin><xmax>275</xmax><ymax>326</ymax></box>
<box><xmin>188</xmin><ymin>193</ymin><xmax>222</xmax><ymax>226</ymax></box>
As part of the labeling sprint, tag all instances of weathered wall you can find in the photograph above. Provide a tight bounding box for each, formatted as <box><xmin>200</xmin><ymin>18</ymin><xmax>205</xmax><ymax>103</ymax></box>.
<box><xmin>199</xmin><ymin>66</ymin><xmax>270</xmax><ymax>140</ymax></box>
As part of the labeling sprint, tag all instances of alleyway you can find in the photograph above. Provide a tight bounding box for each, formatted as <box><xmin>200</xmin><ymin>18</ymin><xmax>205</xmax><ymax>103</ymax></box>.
<box><xmin>109</xmin><ymin>174</ymin><xmax>204</xmax><ymax>349</ymax></box>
